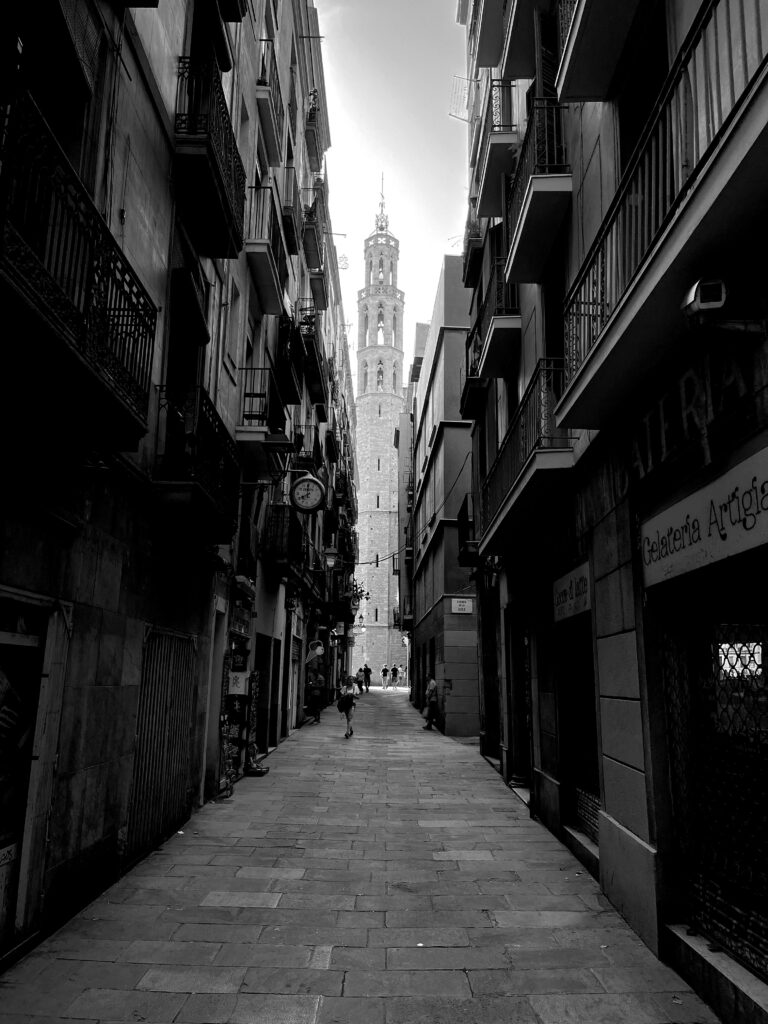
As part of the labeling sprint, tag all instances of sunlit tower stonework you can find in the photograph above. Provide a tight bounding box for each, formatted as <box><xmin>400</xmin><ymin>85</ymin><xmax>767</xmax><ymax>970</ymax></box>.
<box><xmin>355</xmin><ymin>195</ymin><xmax>405</xmax><ymax>673</ymax></box>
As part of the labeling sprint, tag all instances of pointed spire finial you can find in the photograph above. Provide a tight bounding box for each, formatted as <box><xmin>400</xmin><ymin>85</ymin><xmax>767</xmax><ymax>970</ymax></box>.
<box><xmin>375</xmin><ymin>173</ymin><xmax>389</xmax><ymax>232</ymax></box>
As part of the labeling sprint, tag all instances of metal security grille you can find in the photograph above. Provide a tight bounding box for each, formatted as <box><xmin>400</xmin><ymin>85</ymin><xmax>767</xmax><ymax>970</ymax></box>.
<box><xmin>126</xmin><ymin>630</ymin><xmax>196</xmax><ymax>863</ymax></box>
<box><xmin>575</xmin><ymin>788</ymin><xmax>600</xmax><ymax>844</ymax></box>
<box><xmin>662</xmin><ymin>623</ymin><xmax>768</xmax><ymax>981</ymax></box>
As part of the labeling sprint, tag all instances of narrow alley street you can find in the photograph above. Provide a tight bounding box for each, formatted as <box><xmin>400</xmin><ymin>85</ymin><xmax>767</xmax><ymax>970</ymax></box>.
<box><xmin>0</xmin><ymin>692</ymin><xmax>717</xmax><ymax>1024</ymax></box>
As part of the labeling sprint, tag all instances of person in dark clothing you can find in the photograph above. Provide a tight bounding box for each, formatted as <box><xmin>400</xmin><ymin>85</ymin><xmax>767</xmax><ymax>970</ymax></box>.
<box><xmin>337</xmin><ymin>679</ymin><xmax>357</xmax><ymax>738</ymax></box>
<box><xmin>363</xmin><ymin>664</ymin><xmax>372</xmax><ymax>692</ymax></box>
<box><xmin>423</xmin><ymin>675</ymin><xmax>438</xmax><ymax>730</ymax></box>
<box><xmin>307</xmin><ymin>670</ymin><xmax>324</xmax><ymax>722</ymax></box>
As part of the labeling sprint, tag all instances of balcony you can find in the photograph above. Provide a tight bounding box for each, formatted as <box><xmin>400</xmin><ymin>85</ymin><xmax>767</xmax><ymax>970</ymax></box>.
<box><xmin>462</xmin><ymin>206</ymin><xmax>484</xmax><ymax>287</ymax></box>
<box><xmin>235</xmin><ymin>367</ymin><xmax>292</xmax><ymax>481</ymax></box>
<box><xmin>298</xmin><ymin>301</ymin><xmax>330</xmax><ymax>409</ymax></box>
<box><xmin>244</xmin><ymin>187</ymin><xmax>285</xmax><ymax>315</ymax></box>
<box><xmin>459</xmin><ymin>326</ymin><xmax>488</xmax><ymax>419</ymax></box>
<box><xmin>0</xmin><ymin>89</ymin><xmax>156</xmax><ymax>449</ymax></box>
<box><xmin>556</xmin><ymin>0</ymin><xmax>643</xmax><ymax>102</ymax></box>
<box><xmin>281</xmin><ymin>166</ymin><xmax>301</xmax><ymax>255</ymax></box>
<box><xmin>457</xmin><ymin>493</ymin><xmax>480</xmax><ymax>567</ymax></box>
<box><xmin>171</xmin><ymin>267</ymin><xmax>209</xmax><ymax>347</ymax></box>
<box><xmin>155</xmin><ymin>386</ymin><xmax>241</xmax><ymax>541</ymax></box>
<box><xmin>477</xmin><ymin>80</ymin><xmax>523</xmax><ymax>217</ymax></box>
<box><xmin>174</xmin><ymin>57</ymin><xmax>246</xmax><ymax>258</ymax></box>
<box><xmin>263</xmin><ymin>503</ymin><xmax>305</xmax><ymax>567</ymax></box>
<box><xmin>304</xmin><ymin>100</ymin><xmax>324</xmax><ymax>173</ymax></box>
<box><xmin>470</xmin><ymin>0</ymin><xmax>507</xmax><ymax>68</ymax></box>
<box><xmin>401</xmin><ymin>599</ymin><xmax>414</xmax><ymax>628</ymax></box>
<box><xmin>325</xmin><ymin>411</ymin><xmax>340</xmax><ymax>463</ymax></box>
<box><xmin>255</xmin><ymin>40</ymin><xmax>285</xmax><ymax>167</ymax></box>
<box><xmin>479</xmin><ymin>359</ymin><xmax>573</xmax><ymax>554</ymax></box>
<box><xmin>309</xmin><ymin>266</ymin><xmax>328</xmax><ymax>310</ymax></box>
<box><xmin>477</xmin><ymin>259</ymin><xmax>521</xmax><ymax>377</ymax></box>
<box><xmin>500</xmin><ymin>0</ymin><xmax>538</xmax><ymax>79</ymax></box>
<box><xmin>302</xmin><ymin>179</ymin><xmax>326</xmax><ymax>271</ymax></box>
<box><xmin>505</xmin><ymin>99</ymin><xmax>571</xmax><ymax>282</ymax></box>
<box><xmin>293</xmin><ymin>422</ymin><xmax>323</xmax><ymax>472</ymax></box>
<box><xmin>392</xmin><ymin>555</ymin><xmax>400</xmax><ymax>577</ymax></box>
<box><xmin>559</xmin><ymin>0</ymin><xmax>768</xmax><ymax>428</ymax></box>
<box><xmin>275</xmin><ymin>316</ymin><xmax>302</xmax><ymax>405</ymax></box>
<box><xmin>392</xmin><ymin>606</ymin><xmax>401</xmax><ymax>629</ymax></box>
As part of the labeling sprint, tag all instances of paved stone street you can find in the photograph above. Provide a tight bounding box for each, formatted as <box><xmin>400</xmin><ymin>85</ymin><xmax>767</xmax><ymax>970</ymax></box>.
<box><xmin>0</xmin><ymin>691</ymin><xmax>718</xmax><ymax>1024</ymax></box>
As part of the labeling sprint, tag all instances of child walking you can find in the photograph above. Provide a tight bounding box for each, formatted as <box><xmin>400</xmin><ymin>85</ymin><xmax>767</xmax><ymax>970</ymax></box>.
<box><xmin>337</xmin><ymin>678</ymin><xmax>357</xmax><ymax>738</ymax></box>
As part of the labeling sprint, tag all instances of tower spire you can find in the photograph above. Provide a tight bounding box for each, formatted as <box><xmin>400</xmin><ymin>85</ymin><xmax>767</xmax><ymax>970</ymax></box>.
<box><xmin>375</xmin><ymin>174</ymin><xmax>389</xmax><ymax>232</ymax></box>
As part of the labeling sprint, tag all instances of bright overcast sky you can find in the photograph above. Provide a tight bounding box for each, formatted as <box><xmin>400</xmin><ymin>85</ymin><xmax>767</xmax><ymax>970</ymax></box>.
<box><xmin>314</xmin><ymin>0</ymin><xmax>468</xmax><ymax>387</ymax></box>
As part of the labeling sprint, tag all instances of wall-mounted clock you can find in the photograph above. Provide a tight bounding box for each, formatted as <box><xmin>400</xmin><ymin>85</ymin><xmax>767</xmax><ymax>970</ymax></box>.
<box><xmin>290</xmin><ymin>474</ymin><xmax>325</xmax><ymax>513</ymax></box>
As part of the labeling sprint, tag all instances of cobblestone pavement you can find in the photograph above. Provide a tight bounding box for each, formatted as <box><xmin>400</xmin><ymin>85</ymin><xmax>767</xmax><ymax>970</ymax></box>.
<box><xmin>0</xmin><ymin>690</ymin><xmax>719</xmax><ymax>1024</ymax></box>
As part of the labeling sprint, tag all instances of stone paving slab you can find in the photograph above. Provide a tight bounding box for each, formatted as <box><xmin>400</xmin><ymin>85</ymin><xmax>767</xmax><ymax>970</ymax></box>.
<box><xmin>0</xmin><ymin>691</ymin><xmax>720</xmax><ymax>1023</ymax></box>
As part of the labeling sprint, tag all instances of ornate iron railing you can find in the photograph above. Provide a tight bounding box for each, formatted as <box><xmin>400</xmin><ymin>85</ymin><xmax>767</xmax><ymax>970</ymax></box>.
<box><xmin>156</xmin><ymin>386</ymin><xmax>240</xmax><ymax>530</ymax></box>
<box><xmin>479</xmin><ymin>258</ymin><xmax>520</xmax><ymax>347</ymax></box>
<box><xmin>175</xmin><ymin>57</ymin><xmax>246</xmax><ymax>235</ymax></box>
<box><xmin>557</xmin><ymin>0</ymin><xmax>579</xmax><ymax>57</ymax></box>
<box><xmin>479</xmin><ymin>79</ymin><xmax>520</xmax><ymax>173</ymax></box>
<box><xmin>0</xmin><ymin>89</ymin><xmax>156</xmax><ymax>421</ymax></box>
<box><xmin>506</xmin><ymin>99</ymin><xmax>570</xmax><ymax>249</ymax></box>
<box><xmin>564</xmin><ymin>0</ymin><xmax>768</xmax><ymax>383</ymax></box>
<box><xmin>257</xmin><ymin>39</ymin><xmax>285</xmax><ymax>144</ymax></box>
<box><xmin>480</xmin><ymin>358</ymin><xmax>572</xmax><ymax>534</ymax></box>
<box><xmin>459</xmin><ymin>323</ymin><xmax>484</xmax><ymax>398</ymax></box>
<box><xmin>246</xmin><ymin>185</ymin><xmax>286</xmax><ymax>278</ymax></box>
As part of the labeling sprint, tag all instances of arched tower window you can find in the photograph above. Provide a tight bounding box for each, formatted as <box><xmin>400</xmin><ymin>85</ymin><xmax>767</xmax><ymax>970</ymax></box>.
<box><xmin>389</xmin><ymin>261</ymin><xmax>393</xmax><ymax>285</ymax></box>
<box><xmin>378</xmin><ymin>257</ymin><xmax>384</xmax><ymax>283</ymax></box>
<box><xmin>376</xmin><ymin>363</ymin><xmax>384</xmax><ymax>391</ymax></box>
<box><xmin>392</xmin><ymin>310</ymin><xmax>397</xmax><ymax>344</ymax></box>
<box><xmin>377</xmin><ymin>307</ymin><xmax>385</xmax><ymax>345</ymax></box>
<box><xmin>363</xmin><ymin>363</ymin><xmax>368</xmax><ymax>392</ymax></box>
<box><xmin>393</xmin><ymin>363</ymin><xmax>398</xmax><ymax>391</ymax></box>
<box><xmin>368</xmin><ymin>260</ymin><xmax>372</xmax><ymax>286</ymax></box>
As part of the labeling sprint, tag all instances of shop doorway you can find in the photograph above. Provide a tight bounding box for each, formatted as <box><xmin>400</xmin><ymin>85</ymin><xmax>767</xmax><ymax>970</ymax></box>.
<box><xmin>0</xmin><ymin>601</ymin><xmax>45</xmax><ymax>956</ymax></box>
<box><xmin>555</xmin><ymin>613</ymin><xmax>600</xmax><ymax>843</ymax></box>
<box><xmin>654</xmin><ymin>553</ymin><xmax>768</xmax><ymax>982</ymax></box>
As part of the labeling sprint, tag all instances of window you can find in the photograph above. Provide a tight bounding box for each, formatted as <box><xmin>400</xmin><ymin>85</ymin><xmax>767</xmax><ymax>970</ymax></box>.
<box><xmin>389</xmin><ymin>261</ymin><xmax>393</xmax><ymax>285</ymax></box>
<box><xmin>375</xmin><ymin>608</ymin><xmax>379</xmax><ymax>622</ymax></box>
<box><xmin>392</xmin><ymin>310</ymin><xmax>397</xmax><ymax>343</ymax></box>
<box><xmin>376</xmin><ymin>495</ymin><xmax>380</xmax><ymax>508</ymax></box>
<box><xmin>379</xmin><ymin>405</ymin><xmax>381</xmax><ymax>417</ymax></box>
<box><xmin>377</xmin><ymin>307</ymin><xmax>385</xmax><ymax>345</ymax></box>
<box><xmin>364</xmin><ymin>311</ymin><xmax>369</xmax><ymax>339</ymax></box>
<box><xmin>375</xmin><ymin>554</ymin><xmax>379</xmax><ymax>567</ymax></box>
<box><xmin>377</xmin><ymin>363</ymin><xmax>384</xmax><ymax>391</ymax></box>
<box><xmin>363</xmin><ymin>363</ymin><xmax>368</xmax><ymax>391</ymax></box>
<box><xmin>378</xmin><ymin>257</ymin><xmax>384</xmax><ymax>282</ymax></box>
<box><xmin>377</xmin><ymin>458</ymin><xmax>380</xmax><ymax>471</ymax></box>
<box><xmin>392</xmin><ymin>362</ymin><xmax>398</xmax><ymax>391</ymax></box>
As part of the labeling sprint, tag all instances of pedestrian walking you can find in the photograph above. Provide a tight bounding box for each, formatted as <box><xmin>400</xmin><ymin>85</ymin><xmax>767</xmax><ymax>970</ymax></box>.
<box><xmin>337</xmin><ymin>678</ymin><xmax>357</xmax><ymax>738</ymax></box>
<box><xmin>423</xmin><ymin>674</ymin><xmax>438</xmax><ymax>730</ymax></box>
<box><xmin>355</xmin><ymin>667</ymin><xmax>365</xmax><ymax>695</ymax></box>
<box><xmin>390</xmin><ymin>663</ymin><xmax>399</xmax><ymax>687</ymax></box>
<box><xmin>363</xmin><ymin>663</ymin><xmax>372</xmax><ymax>692</ymax></box>
<box><xmin>381</xmin><ymin>664</ymin><xmax>389</xmax><ymax>689</ymax></box>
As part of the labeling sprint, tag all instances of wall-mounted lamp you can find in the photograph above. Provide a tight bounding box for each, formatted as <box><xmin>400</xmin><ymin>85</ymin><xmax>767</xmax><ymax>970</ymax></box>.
<box><xmin>324</xmin><ymin>546</ymin><xmax>338</xmax><ymax>569</ymax></box>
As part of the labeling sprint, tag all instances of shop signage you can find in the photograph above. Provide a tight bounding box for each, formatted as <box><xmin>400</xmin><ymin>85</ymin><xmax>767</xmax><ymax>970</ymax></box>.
<box><xmin>641</xmin><ymin>447</ymin><xmax>768</xmax><ymax>586</ymax></box>
<box><xmin>553</xmin><ymin>562</ymin><xmax>591</xmax><ymax>621</ymax></box>
<box><xmin>451</xmin><ymin>598</ymin><xmax>473</xmax><ymax>614</ymax></box>
<box><xmin>228</xmin><ymin>671</ymin><xmax>249</xmax><ymax>696</ymax></box>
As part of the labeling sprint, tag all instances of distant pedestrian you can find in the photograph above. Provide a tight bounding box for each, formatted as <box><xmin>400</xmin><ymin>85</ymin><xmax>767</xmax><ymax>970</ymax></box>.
<box><xmin>337</xmin><ymin>678</ymin><xmax>357</xmax><ymax>738</ymax></box>
<box><xmin>355</xmin><ymin>667</ymin><xmax>365</xmax><ymax>695</ymax></box>
<box><xmin>381</xmin><ymin>664</ymin><xmax>389</xmax><ymax>689</ymax></box>
<box><xmin>423</xmin><ymin>675</ymin><xmax>438</xmax><ymax>730</ymax></box>
<box><xmin>390</xmin><ymin>664</ymin><xmax>399</xmax><ymax>687</ymax></box>
<box><xmin>363</xmin><ymin>663</ymin><xmax>372</xmax><ymax>692</ymax></box>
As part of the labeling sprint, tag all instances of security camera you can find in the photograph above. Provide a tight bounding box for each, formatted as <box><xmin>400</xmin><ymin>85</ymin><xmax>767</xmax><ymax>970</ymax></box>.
<box><xmin>681</xmin><ymin>279</ymin><xmax>727</xmax><ymax>318</ymax></box>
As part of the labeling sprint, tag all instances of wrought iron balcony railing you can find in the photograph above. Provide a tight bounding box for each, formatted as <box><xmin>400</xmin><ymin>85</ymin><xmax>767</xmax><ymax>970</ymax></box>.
<box><xmin>239</xmin><ymin>366</ymin><xmax>285</xmax><ymax>431</ymax></box>
<box><xmin>281</xmin><ymin>166</ymin><xmax>301</xmax><ymax>255</ymax></box>
<box><xmin>175</xmin><ymin>57</ymin><xmax>246</xmax><ymax>241</ymax></box>
<box><xmin>298</xmin><ymin>300</ymin><xmax>329</xmax><ymax>406</ymax></box>
<box><xmin>557</xmin><ymin>0</ymin><xmax>579</xmax><ymax>57</ymax></box>
<box><xmin>480</xmin><ymin>359</ymin><xmax>572</xmax><ymax>535</ymax></box>
<box><xmin>463</xmin><ymin>206</ymin><xmax>483</xmax><ymax>285</ymax></box>
<box><xmin>505</xmin><ymin>99</ymin><xmax>570</xmax><ymax>244</ymax></box>
<box><xmin>392</xmin><ymin>555</ymin><xmax>400</xmax><ymax>577</ymax></box>
<box><xmin>156</xmin><ymin>386</ymin><xmax>241</xmax><ymax>533</ymax></box>
<box><xmin>564</xmin><ymin>0</ymin><xmax>767</xmax><ymax>384</ymax></box>
<box><xmin>479</xmin><ymin>258</ymin><xmax>520</xmax><ymax>347</ymax></box>
<box><xmin>0</xmin><ymin>89</ymin><xmax>156</xmax><ymax>425</ymax></box>
<box><xmin>257</xmin><ymin>39</ymin><xmax>285</xmax><ymax>145</ymax></box>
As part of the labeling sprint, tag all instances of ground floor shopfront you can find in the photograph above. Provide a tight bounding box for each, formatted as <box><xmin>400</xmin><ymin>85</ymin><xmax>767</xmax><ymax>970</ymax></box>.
<box><xmin>490</xmin><ymin>332</ymin><xmax>768</xmax><ymax>1022</ymax></box>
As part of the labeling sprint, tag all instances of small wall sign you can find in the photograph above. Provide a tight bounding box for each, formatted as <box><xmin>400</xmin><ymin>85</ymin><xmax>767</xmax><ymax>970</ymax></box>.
<box><xmin>553</xmin><ymin>562</ymin><xmax>591</xmax><ymax>621</ymax></box>
<box><xmin>451</xmin><ymin>598</ymin><xmax>474</xmax><ymax>614</ymax></box>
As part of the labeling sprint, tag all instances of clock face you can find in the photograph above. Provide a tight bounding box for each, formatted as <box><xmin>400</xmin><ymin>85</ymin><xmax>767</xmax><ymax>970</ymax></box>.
<box><xmin>291</xmin><ymin>475</ymin><xmax>324</xmax><ymax>511</ymax></box>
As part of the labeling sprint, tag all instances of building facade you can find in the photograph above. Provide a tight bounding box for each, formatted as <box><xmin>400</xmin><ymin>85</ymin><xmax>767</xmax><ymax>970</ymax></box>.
<box><xmin>0</xmin><ymin>0</ymin><xmax>358</xmax><ymax>962</ymax></box>
<box><xmin>354</xmin><ymin>201</ymin><xmax>405</xmax><ymax>673</ymax></box>
<box><xmin>456</xmin><ymin>0</ymin><xmax>768</xmax><ymax>1020</ymax></box>
<box><xmin>404</xmin><ymin>256</ymin><xmax>480</xmax><ymax>735</ymax></box>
